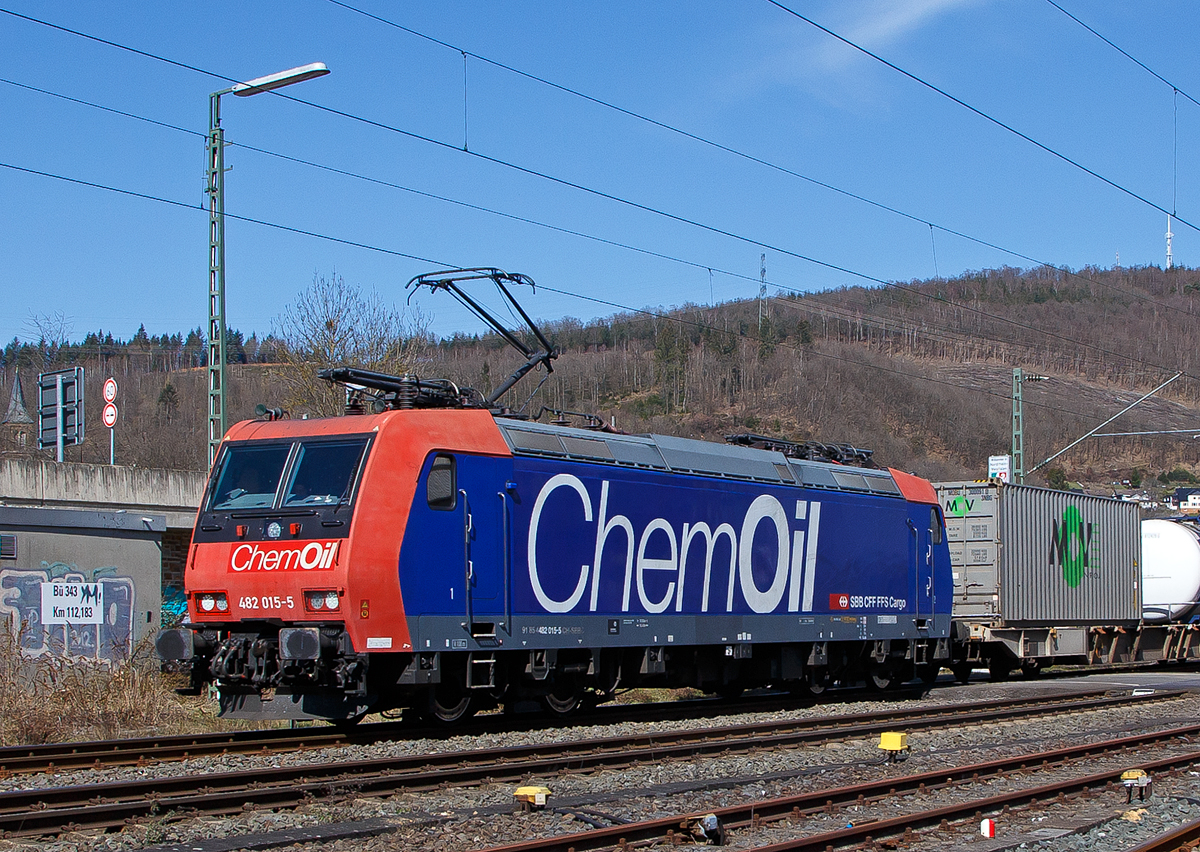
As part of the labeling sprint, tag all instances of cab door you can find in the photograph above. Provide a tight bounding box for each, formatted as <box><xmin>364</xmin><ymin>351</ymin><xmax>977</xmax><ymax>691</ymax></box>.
<box><xmin>913</xmin><ymin>506</ymin><xmax>937</xmax><ymax>626</ymax></box>
<box><xmin>399</xmin><ymin>452</ymin><xmax>509</xmax><ymax>622</ymax></box>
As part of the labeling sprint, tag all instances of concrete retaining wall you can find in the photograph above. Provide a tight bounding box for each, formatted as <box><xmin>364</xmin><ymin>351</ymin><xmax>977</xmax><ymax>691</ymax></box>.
<box><xmin>0</xmin><ymin>459</ymin><xmax>205</xmax><ymax>529</ymax></box>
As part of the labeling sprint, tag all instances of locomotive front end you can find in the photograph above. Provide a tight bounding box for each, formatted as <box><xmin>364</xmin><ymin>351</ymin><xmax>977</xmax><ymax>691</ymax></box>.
<box><xmin>157</xmin><ymin>417</ymin><xmax>383</xmax><ymax>721</ymax></box>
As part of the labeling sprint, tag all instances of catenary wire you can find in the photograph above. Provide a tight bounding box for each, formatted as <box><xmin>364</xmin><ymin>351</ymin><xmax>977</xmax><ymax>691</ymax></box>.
<box><xmin>1</xmin><ymin>66</ymin><xmax>1195</xmax><ymax>398</ymax></box>
<box><xmin>0</xmin><ymin>157</ymin><xmax>1100</xmax><ymax>420</ymax></box>
<box><xmin>0</xmin><ymin>161</ymin><xmax>451</xmax><ymax>268</ymax></box>
<box><xmin>2</xmin><ymin>3</ymin><xmax>1193</xmax><ymax>322</ymax></box>
<box><xmin>533</xmin><ymin>282</ymin><xmax>1097</xmax><ymax>421</ymax></box>
<box><xmin>2</xmin><ymin>72</ymin><xmax>1195</xmax><ymax>394</ymax></box>
<box><xmin>0</xmin><ymin>24</ymin><xmax>1191</xmax><ymax>429</ymax></box>
<box><xmin>322</xmin><ymin>1</ymin><xmax>1194</xmax><ymax>304</ymax></box>
<box><xmin>765</xmin><ymin>0</ymin><xmax>1200</xmax><ymax>235</ymax></box>
<box><xmin>1045</xmin><ymin>0</ymin><xmax>1200</xmax><ymax>110</ymax></box>
<box><xmin>0</xmin><ymin>76</ymin><xmax>770</xmax><ymax>292</ymax></box>
<box><xmin>0</xmin><ymin>18</ymin><xmax>1194</xmax><ymax>389</ymax></box>
<box><xmin>2</xmin><ymin>7</ymin><xmax>1194</xmax><ymax>337</ymax></box>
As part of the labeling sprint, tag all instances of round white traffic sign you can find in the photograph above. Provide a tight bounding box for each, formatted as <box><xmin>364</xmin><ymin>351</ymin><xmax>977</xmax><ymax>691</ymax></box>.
<box><xmin>103</xmin><ymin>378</ymin><xmax>118</xmax><ymax>403</ymax></box>
<box><xmin>102</xmin><ymin>402</ymin><xmax>118</xmax><ymax>428</ymax></box>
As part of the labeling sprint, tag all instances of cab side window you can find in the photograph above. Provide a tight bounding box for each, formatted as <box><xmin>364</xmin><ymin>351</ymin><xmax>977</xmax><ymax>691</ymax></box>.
<box><xmin>426</xmin><ymin>454</ymin><xmax>456</xmax><ymax>510</ymax></box>
<box><xmin>930</xmin><ymin>506</ymin><xmax>944</xmax><ymax>545</ymax></box>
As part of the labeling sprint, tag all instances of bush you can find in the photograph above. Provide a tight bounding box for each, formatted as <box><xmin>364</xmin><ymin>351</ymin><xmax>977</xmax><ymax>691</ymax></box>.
<box><xmin>1044</xmin><ymin>467</ymin><xmax>1069</xmax><ymax>490</ymax></box>
<box><xmin>0</xmin><ymin>629</ymin><xmax>239</xmax><ymax>745</ymax></box>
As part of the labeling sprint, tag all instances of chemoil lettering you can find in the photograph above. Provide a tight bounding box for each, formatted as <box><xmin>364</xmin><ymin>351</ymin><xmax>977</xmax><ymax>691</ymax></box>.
<box><xmin>1049</xmin><ymin>505</ymin><xmax>1094</xmax><ymax>588</ymax></box>
<box><xmin>526</xmin><ymin>474</ymin><xmax>822</xmax><ymax>615</ymax></box>
<box><xmin>229</xmin><ymin>541</ymin><xmax>339</xmax><ymax>572</ymax></box>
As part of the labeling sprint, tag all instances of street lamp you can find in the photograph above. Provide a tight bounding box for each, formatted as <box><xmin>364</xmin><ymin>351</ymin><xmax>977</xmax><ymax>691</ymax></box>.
<box><xmin>207</xmin><ymin>63</ymin><xmax>330</xmax><ymax>467</ymax></box>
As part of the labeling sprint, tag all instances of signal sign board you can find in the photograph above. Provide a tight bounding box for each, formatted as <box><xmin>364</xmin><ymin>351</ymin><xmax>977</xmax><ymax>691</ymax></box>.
<box><xmin>102</xmin><ymin>402</ymin><xmax>118</xmax><ymax>428</ymax></box>
<box><xmin>37</xmin><ymin>367</ymin><xmax>85</xmax><ymax>451</ymax></box>
<box><xmin>103</xmin><ymin>377</ymin><xmax>118</xmax><ymax>403</ymax></box>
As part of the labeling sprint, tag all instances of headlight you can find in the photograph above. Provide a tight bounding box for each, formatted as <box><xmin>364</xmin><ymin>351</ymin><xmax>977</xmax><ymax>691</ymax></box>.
<box><xmin>196</xmin><ymin>592</ymin><xmax>228</xmax><ymax>614</ymax></box>
<box><xmin>305</xmin><ymin>590</ymin><xmax>339</xmax><ymax>612</ymax></box>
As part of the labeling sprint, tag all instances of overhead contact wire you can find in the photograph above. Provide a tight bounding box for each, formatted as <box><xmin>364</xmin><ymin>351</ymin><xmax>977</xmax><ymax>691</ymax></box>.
<box><xmin>0</xmin><ymin>159</ymin><xmax>1089</xmax><ymax>420</ymax></box>
<box><xmin>765</xmin><ymin>0</ymin><xmax>1200</xmax><ymax>234</ymax></box>
<box><xmin>2</xmin><ymin>72</ymin><xmax>1193</xmax><ymax>391</ymax></box>
<box><xmin>0</xmin><ymin>20</ymin><xmax>1194</xmax><ymax>391</ymax></box>
<box><xmin>0</xmin><ymin>8</ymin><xmax>1191</xmax><ymax>324</ymax></box>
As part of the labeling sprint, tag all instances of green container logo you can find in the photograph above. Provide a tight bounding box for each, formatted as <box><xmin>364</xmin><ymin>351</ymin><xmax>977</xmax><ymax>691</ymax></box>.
<box><xmin>1049</xmin><ymin>505</ymin><xmax>1095</xmax><ymax>588</ymax></box>
<box><xmin>946</xmin><ymin>495</ymin><xmax>972</xmax><ymax>518</ymax></box>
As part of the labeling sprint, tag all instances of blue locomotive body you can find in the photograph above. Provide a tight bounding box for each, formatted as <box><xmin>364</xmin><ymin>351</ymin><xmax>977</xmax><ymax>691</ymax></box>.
<box><xmin>395</xmin><ymin>418</ymin><xmax>952</xmax><ymax>716</ymax></box>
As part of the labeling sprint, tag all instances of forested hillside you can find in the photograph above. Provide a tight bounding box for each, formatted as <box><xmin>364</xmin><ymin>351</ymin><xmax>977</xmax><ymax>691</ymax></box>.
<box><xmin>3</xmin><ymin>265</ymin><xmax>1199</xmax><ymax>490</ymax></box>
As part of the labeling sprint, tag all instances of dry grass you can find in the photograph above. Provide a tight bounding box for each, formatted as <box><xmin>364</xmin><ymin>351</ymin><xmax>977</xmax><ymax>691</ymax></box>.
<box><xmin>609</xmin><ymin>686</ymin><xmax>707</xmax><ymax>705</ymax></box>
<box><xmin>0</xmin><ymin>632</ymin><xmax>249</xmax><ymax>745</ymax></box>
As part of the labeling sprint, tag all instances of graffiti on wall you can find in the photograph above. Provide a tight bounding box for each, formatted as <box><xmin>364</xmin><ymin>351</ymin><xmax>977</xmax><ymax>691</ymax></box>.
<box><xmin>0</xmin><ymin>562</ymin><xmax>135</xmax><ymax>663</ymax></box>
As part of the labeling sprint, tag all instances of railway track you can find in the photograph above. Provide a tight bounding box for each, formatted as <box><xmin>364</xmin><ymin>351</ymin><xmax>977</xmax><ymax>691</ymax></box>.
<box><xmin>474</xmin><ymin>723</ymin><xmax>1200</xmax><ymax>852</ymax></box>
<box><xmin>0</xmin><ymin>685</ymin><xmax>1111</xmax><ymax>775</ymax></box>
<box><xmin>1130</xmin><ymin>817</ymin><xmax>1200</xmax><ymax>852</ymax></box>
<box><xmin>0</xmin><ymin>689</ymin><xmax>1172</xmax><ymax>837</ymax></box>
<box><xmin>0</xmin><ymin>690</ymin><xmax>826</xmax><ymax>775</ymax></box>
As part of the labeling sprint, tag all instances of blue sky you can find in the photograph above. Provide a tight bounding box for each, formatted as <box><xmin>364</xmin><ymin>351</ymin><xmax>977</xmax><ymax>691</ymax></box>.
<box><xmin>2</xmin><ymin>1</ymin><xmax>1198</xmax><ymax>344</ymax></box>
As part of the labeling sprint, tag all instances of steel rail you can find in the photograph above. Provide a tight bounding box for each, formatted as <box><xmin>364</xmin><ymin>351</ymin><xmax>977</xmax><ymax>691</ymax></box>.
<box><xmin>0</xmin><ymin>687</ymin><xmax>1117</xmax><ymax>774</ymax></box>
<box><xmin>0</xmin><ymin>683</ymin><xmax>949</xmax><ymax>774</ymax></box>
<box><xmin>0</xmin><ymin>690</ymin><xmax>1177</xmax><ymax>837</ymax></box>
<box><xmin>1126</xmin><ymin>816</ymin><xmax>1200</xmax><ymax>852</ymax></box>
<box><xmin>476</xmin><ymin>724</ymin><xmax>1200</xmax><ymax>852</ymax></box>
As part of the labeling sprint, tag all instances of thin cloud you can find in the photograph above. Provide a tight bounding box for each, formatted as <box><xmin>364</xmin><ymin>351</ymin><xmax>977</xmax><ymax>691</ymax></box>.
<box><xmin>720</xmin><ymin>0</ymin><xmax>983</xmax><ymax>106</ymax></box>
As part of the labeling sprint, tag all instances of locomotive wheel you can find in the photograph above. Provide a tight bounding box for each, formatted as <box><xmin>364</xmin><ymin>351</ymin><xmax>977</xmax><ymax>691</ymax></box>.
<box><xmin>866</xmin><ymin>662</ymin><xmax>897</xmax><ymax>691</ymax></box>
<box><xmin>541</xmin><ymin>681</ymin><xmax>584</xmax><ymax>717</ymax></box>
<box><xmin>801</xmin><ymin>666</ymin><xmax>829</xmax><ymax>697</ymax></box>
<box><xmin>425</xmin><ymin>682</ymin><xmax>477</xmax><ymax>724</ymax></box>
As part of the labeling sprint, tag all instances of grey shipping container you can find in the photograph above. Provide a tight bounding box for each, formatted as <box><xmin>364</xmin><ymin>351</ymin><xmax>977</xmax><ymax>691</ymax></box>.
<box><xmin>935</xmin><ymin>481</ymin><xmax>1140</xmax><ymax>625</ymax></box>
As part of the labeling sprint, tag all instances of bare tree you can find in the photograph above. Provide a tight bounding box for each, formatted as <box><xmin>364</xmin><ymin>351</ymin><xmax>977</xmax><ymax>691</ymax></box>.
<box><xmin>273</xmin><ymin>272</ymin><xmax>432</xmax><ymax>417</ymax></box>
<box><xmin>24</xmin><ymin>311</ymin><xmax>73</xmax><ymax>367</ymax></box>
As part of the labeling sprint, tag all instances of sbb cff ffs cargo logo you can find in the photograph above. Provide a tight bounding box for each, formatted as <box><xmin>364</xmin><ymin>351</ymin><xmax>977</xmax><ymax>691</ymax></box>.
<box><xmin>1049</xmin><ymin>505</ymin><xmax>1096</xmax><ymax>589</ymax></box>
<box><xmin>829</xmin><ymin>593</ymin><xmax>850</xmax><ymax>610</ymax></box>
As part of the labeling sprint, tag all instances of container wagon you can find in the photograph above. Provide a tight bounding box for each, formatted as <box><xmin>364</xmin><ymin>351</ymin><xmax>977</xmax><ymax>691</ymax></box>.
<box><xmin>937</xmin><ymin>481</ymin><xmax>1200</xmax><ymax>680</ymax></box>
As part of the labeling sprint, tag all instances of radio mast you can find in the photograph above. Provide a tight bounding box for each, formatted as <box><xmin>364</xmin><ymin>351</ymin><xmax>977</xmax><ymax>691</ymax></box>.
<box><xmin>1166</xmin><ymin>215</ymin><xmax>1174</xmax><ymax>269</ymax></box>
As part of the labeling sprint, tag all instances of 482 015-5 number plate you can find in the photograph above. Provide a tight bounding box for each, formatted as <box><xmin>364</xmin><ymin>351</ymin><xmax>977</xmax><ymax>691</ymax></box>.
<box><xmin>239</xmin><ymin>595</ymin><xmax>295</xmax><ymax>611</ymax></box>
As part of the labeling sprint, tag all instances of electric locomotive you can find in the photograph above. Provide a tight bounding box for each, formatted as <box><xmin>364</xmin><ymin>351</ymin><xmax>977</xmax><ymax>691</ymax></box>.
<box><xmin>157</xmin><ymin>270</ymin><xmax>953</xmax><ymax>722</ymax></box>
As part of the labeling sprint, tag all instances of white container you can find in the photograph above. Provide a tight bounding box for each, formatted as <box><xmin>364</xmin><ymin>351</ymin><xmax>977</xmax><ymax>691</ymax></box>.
<box><xmin>1141</xmin><ymin>519</ymin><xmax>1200</xmax><ymax>622</ymax></box>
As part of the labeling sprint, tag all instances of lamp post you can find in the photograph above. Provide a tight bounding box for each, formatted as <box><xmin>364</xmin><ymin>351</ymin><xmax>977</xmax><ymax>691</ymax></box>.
<box><xmin>207</xmin><ymin>62</ymin><xmax>330</xmax><ymax>467</ymax></box>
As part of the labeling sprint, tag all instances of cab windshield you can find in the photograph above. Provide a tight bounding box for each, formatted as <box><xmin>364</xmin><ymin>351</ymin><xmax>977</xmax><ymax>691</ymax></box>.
<box><xmin>208</xmin><ymin>437</ymin><xmax>370</xmax><ymax>512</ymax></box>
<box><xmin>282</xmin><ymin>440</ymin><xmax>369</xmax><ymax>507</ymax></box>
<box><xmin>209</xmin><ymin>445</ymin><xmax>290</xmax><ymax>510</ymax></box>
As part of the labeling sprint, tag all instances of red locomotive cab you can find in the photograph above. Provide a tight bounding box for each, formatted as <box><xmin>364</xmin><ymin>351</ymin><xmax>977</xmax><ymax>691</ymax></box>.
<box><xmin>162</xmin><ymin>408</ymin><xmax>511</xmax><ymax>721</ymax></box>
<box><xmin>188</xmin><ymin>420</ymin><xmax>370</xmax><ymax>628</ymax></box>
